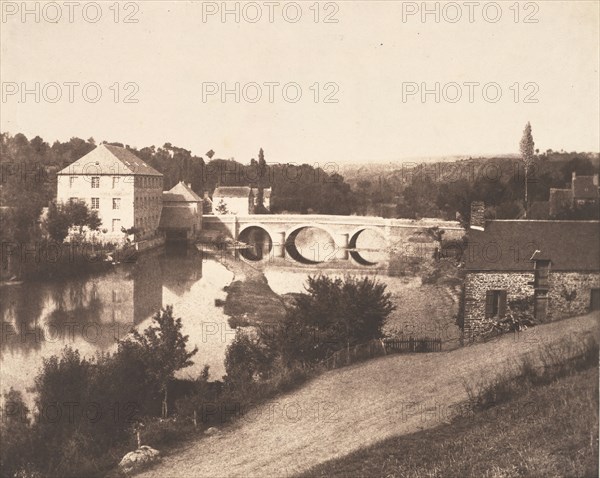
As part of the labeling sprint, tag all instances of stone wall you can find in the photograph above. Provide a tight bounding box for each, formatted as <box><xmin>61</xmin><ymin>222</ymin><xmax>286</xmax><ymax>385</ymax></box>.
<box><xmin>463</xmin><ymin>271</ymin><xmax>600</xmax><ymax>338</ymax></box>
<box><xmin>548</xmin><ymin>272</ymin><xmax>600</xmax><ymax>320</ymax></box>
<box><xmin>463</xmin><ymin>272</ymin><xmax>533</xmax><ymax>337</ymax></box>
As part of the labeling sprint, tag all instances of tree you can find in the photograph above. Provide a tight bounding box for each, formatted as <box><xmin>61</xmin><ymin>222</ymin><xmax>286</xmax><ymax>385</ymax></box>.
<box><xmin>271</xmin><ymin>275</ymin><xmax>395</xmax><ymax>365</ymax></box>
<box><xmin>119</xmin><ymin>306</ymin><xmax>198</xmax><ymax>417</ymax></box>
<box><xmin>0</xmin><ymin>388</ymin><xmax>33</xmax><ymax>477</ymax></box>
<box><xmin>256</xmin><ymin>148</ymin><xmax>267</xmax><ymax>210</ymax></box>
<box><xmin>215</xmin><ymin>199</ymin><xmax>229</xmax><ymax>215</ymax></box>
<box><xmin>519</xmin><ymin>122</ymin><xmax>535</xmax><ymax>218</ymax></box>
<box><xmin>45</xmin><ymin>200</ymin><xmax>102</xmax><ymax>242</ymax></box>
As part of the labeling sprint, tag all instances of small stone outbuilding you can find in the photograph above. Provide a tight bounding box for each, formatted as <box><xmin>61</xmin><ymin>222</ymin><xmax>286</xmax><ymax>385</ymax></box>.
<box><xmin>463</xmin><ymin>202</ymin><xmax>600</xmax><ymax>338</ymax></box>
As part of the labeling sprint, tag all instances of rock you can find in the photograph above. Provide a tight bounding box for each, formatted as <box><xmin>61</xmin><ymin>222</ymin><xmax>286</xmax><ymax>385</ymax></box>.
<box><xmin>204</xmin><ymin>427</ymin><xmax>220</xmax><ymax>436</ymax></box>
<box><xmin>118</xmin><ymin>446</ymin><xmax>160</xmax><ymax>472</ymax></box>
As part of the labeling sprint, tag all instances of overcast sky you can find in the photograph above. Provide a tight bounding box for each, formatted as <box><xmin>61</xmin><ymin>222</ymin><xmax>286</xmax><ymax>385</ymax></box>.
<box><xmin>1</xmin><ymin>1</ymin><xmax>598</xmax><ymax>164</ymax></box>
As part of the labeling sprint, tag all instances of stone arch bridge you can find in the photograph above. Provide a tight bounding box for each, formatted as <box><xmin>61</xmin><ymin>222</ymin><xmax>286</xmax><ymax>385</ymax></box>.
<box><xmin>203</xmin><ymin>214</ymin><xmax>463</xmax><ymax>265</ymax></box>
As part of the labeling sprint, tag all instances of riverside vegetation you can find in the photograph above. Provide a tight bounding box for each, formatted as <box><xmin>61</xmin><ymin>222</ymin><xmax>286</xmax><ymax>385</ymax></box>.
<box><xmin>0</xmin><ymin>275</ymin><xmax>395</xmax><ymax>478</ymax></box>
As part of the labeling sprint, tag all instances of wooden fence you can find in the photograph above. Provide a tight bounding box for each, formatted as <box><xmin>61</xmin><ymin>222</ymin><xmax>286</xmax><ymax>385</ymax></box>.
<box><xmin>323</xmin><ymin>337</ymin><xmax>442</xmax><ymax>370</ymax></box>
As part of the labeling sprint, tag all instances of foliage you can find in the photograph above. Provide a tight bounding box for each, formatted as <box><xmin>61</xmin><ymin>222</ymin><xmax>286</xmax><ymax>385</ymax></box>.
<box><xmin>120</xmin><ymin>306</ymin><xmax>198</xmax><ymax>417</ymax></box>
<box><xmin>225</xmin><ymin>331</ymin><xmax>275</xmax><ymax>386</ymax></box>
<box><xmin>215</xmin><ymin>199</ymin><xmax>229</xmax><ymax>215</ymax></box>
<box><xmin>0</xmin><ymin>305</ymin><xmax>200</xmax><ymax>477</ymax></box>
<box><xmin>266</xmin><ymin>275</ymin><xmax>395</xmax><ymax>366</ymax></box>
<box><xmin>44</xmin><ymin>199</ymin><xmax>102</xmax><ymax>242</ymax></box>
<box><xmin>488</xmin><ymin>297</ymin><xmax>536</xmax><ymax>334</ymax></box>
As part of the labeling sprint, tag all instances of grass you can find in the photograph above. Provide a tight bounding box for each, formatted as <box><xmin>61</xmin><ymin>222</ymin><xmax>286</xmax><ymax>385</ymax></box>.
<box><xmin>298</xmin><ymin>337</ymin><xmax>599</xmax><ymax>478</ymax></box>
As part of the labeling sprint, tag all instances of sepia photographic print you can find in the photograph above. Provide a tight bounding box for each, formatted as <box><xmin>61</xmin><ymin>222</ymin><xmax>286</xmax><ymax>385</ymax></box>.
<box><xmin>1</xmin><ymin>1</ymin><xmax>599</xmax><ymax>477</ymax></box>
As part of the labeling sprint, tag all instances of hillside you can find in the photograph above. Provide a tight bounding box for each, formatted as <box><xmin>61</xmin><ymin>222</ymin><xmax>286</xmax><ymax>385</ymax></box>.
<box><xmin>135</xmin><ymin>313</ymin><xmax>599</xmax><ymax>478</ymax></box>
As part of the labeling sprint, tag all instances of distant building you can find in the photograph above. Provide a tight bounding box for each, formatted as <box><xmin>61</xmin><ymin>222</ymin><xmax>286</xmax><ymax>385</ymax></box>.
<box><xmin>159</xmin><ymin>181</ymin><xmax>203</xmax><ymax>241</ymax></box>
<box><xmin>549</xmin><ymin>172</ymin><xmax>599</xmax><ymax>218</ymax></box>
<box><xmin>212</xmin><ymin>186</ymin><xmax>254</xmax><ymax>215</ymax></box>
<box><xmin>462</xmin><ymin>202</ymin><xmax>600</xmax><ymax>338</ymax></box>
<box><xmin>57</xmin><ymin>144</ymin><xmax>163</xmax><ymax>243</ymax></box>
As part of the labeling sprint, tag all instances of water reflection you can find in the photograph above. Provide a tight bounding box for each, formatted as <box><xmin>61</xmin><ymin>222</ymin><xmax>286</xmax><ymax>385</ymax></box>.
<box><xmin>0</xmin><ymin>245</ymin><xmax>234</xmax><ymax>398</ymax></box>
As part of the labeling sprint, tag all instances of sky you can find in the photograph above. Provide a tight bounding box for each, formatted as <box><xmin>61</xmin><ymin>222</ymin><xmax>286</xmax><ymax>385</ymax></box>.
<box><xmin>1</xmin><ymin>0</ymin><xmax>599</xmax><ymax>164</ymax></box>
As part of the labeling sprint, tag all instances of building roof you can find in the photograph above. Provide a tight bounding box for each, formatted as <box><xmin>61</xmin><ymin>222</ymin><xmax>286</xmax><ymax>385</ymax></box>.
<box><xmin>57</xmin><ymin>144</ymin><xmax>162</xmax><ymax>176</ymax></box>
<box><xmin>163</xmin><ymin>182</ymin><xmax>202</xmax><ymax>202</ymax></box>
<box><xmin>213</xmin><ymin>186</ymin><xmax>252</xmax><ymax>198</ymax></box>
<box><xmin>573</xmin><ymin>176</ymin><xmax>599</xmax><ymax>199</ymax></box>
<box><xmin>466</xmin><ymin>220</ymin><xmax>600</xmax><ymax>272</ymax></box>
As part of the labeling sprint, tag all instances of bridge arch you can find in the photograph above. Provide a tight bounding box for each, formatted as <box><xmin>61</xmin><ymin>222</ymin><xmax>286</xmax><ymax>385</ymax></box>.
<box><xmin>284</xmin><ymin>223</ymin><xmax>338</xmax><ymax>264</ymax></box>
<box><xmin>237</xmin><ymin>224</ymin><xmax>274</xmax><ymax>261</ymax></box>
<box><xmin>348</xmin><ymin>226</ymin><xmax>387</xmax><ymax>266</ymax></box>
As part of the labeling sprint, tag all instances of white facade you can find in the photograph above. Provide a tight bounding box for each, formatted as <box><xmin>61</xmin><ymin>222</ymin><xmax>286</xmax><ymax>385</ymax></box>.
<box><xmin>56</xmin><ymin>144</ymin><xmax>163</xmax><ymax>243</ymax></box>
<box><xmin>212</xmin><ymin>186</ymin><xmax>253</xmax><ymax>215</ymax></box>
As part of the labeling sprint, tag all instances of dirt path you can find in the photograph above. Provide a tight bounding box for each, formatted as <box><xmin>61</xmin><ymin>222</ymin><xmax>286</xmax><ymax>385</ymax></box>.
<box><xmin>136</xmin><ymin>314</ymin><xmax>599</xmax><ymax>478</ymax></box>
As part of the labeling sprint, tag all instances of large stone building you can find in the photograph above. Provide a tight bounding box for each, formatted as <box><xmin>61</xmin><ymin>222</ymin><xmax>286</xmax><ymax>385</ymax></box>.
<box><xmin>462</xmin><ymin>202</ymin><xmax>600</xmax><ymax>338</ymax></box>
<box><xmin>57</xmin><ymin>144</ymin><xmax>163</xmax><ymax>243</ymax></box>
<box><xmin>159</xmin><ymin>181</ymin><xmax>203</xmax><ymax>241</ymax></box>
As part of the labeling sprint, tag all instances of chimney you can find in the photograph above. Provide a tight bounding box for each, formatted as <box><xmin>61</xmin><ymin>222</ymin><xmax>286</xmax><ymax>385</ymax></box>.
<box><xmin>204</xmin><ymin>191</ymin><xmax>209</xmax><ymax>199</ymax></box>
<box><xmin>470</xmin><ymin>201</ymin><xmax>485</xmax><ymax>231</ymax></box>
<box><xmin>572</xmin><ymin>171</ymin><xmax>576</xmax><ymax>183</ymax></box>
<box><xmin>593</xmin><ymin>174</ymin><xmax>599</xmax><ymax>186</ymax></box>
<box><xmin>187</xmin><ymin>183</ymin><xmax>191</xmax><ymax>188</ymax></box>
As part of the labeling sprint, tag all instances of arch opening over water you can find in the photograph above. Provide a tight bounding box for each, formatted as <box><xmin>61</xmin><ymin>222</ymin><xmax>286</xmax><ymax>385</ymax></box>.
<box><xmin>285</xmin><ymin>226</ymin><xmax>336</xmax><ymax>264</ymax></box>
<box><xmin>238</xmin><ymin>226</ymin><xmax>273</xmax><ymax>261</ymax></box>
<box><xmin>349</xmin><ymin>228</ymin><xmax>387</xmax><ymax>266</ymax></box>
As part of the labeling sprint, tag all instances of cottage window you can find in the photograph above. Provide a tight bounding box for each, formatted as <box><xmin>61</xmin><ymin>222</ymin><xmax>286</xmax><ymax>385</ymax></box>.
<box><xmin>91</xmin><ymin>198</ymin><xmax>100</xmax><ymax>210</ymax></box>
<box><xmin>69</xmin><ymin>176</ymin><xmax>77</xmax><ymax>187</ymax></box>
<box><xmin>112</xmin><ymin>218</ymin><xmax>121</xmax><ymax>232</ymax></box>
<box><xmin>91</xmin><ymin>177</ymin><xmax>100</xmax><ymax>188</ymax></box>
<box><xmin>485</xmin><ymin>290</ymin><xmax>507</xmax><ymax>318</ymax></box>
<box><xmin>113</xmin><ymin>198</ymin><xmax>121</xmax><ymax>210</ymax></box>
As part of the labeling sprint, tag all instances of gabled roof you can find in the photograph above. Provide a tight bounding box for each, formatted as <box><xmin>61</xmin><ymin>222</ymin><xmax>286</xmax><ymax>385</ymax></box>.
<box><xmin>466</xmin><ymin>220</ymin><xmax>600</xmax><ymax>272</ymax></box>
<box><xmin>213</xmin><ymin>186</ymin><xmax>252</xmax><ymax>198</ymax></box>
<box><xmin>163</xmin><ymin>182</ymin><xmax>202</xmax><ymax>202</ymax></box>
<box><xmin>573</xmin><ymin>176</ymin><xmax>599</xmax><ymax>199</ymax></box>
<box><xmin>57</xmin><ymin>144</ymin><xmax>162</xmax><ymax>176</ymax></box>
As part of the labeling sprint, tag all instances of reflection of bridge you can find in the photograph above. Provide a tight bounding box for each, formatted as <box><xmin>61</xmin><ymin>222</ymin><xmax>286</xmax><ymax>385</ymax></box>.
<box><xmin>203</xmin><ymin>214</ymin><xmax>463</xmax><ymax>265</ymax></box>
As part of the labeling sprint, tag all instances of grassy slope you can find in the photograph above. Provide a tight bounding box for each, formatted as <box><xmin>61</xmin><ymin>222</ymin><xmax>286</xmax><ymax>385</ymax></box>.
<box><xmin>135</xmin><ymin>313</ymin><xmax>598</xmax><ymax>478</ymax></box>
<box><xmin>299</xmin><ymin>366</ymin><xmax>599</xmax><ymax>478</ymax></box>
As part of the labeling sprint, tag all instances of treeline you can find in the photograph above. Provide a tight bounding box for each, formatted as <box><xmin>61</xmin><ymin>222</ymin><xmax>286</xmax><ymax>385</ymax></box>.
<box><xmin>0</xmin><ymin>132</ymin><xmax>356</xmax><ymax>221</ymax></box>
<box><xmin>349</xmin><ymin>155</ymin><xmax>599</xmax><ymax>223</ymax></box>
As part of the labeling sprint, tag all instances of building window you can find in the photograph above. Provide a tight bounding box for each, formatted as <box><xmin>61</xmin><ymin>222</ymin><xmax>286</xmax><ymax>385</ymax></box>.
<box><xmin>112</xmin><ymin>218</ymin><xmax>121</xmax><ymax>232</ymax></box>
<box><xmin>91</xmin><ymin>177</ymin><xmax>100</xmax><ymax>188</ymax></box>
<box><xmin>113</xmin><ymin>198</ymin><xmax>121</xmax><ymax>210</ymax></box>
<box><xmin>485</xmin><ymin>290</ymin><xmax>507</xmax><ymax>318</ymax></box>
<box><xmin>112</xmin><ymin>177</ymin><xmax>118</xmax><ymax>188</ymax></box>
<box><xmin>91</xmin><ymin>198</ymin><xmax>100</xmax><ymax>209</ymax></box>
<box><xmin>69</xmin><ymin>176</ymin><xmax>77</xmax><ymax>187</ymax></box>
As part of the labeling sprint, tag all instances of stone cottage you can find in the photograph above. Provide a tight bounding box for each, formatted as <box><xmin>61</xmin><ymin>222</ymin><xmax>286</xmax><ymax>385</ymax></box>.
<box><xmin>462</xmin><ymin>202</ymin><xmax>600</xmax><ymax>338</ymax></box>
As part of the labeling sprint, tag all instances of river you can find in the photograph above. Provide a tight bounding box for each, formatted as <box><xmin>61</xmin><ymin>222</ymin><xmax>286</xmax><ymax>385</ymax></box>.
<box><xmin>0</xmin><ymin>242</ymin><xmax>460</xmax><ymax>401</ymax></box>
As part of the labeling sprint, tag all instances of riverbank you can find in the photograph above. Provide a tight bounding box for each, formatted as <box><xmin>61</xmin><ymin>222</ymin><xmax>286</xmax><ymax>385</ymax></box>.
<box><xmin>200</xmin><ymin>245</ymin><xmax>288</xmax><ymax>327</ymax></box>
